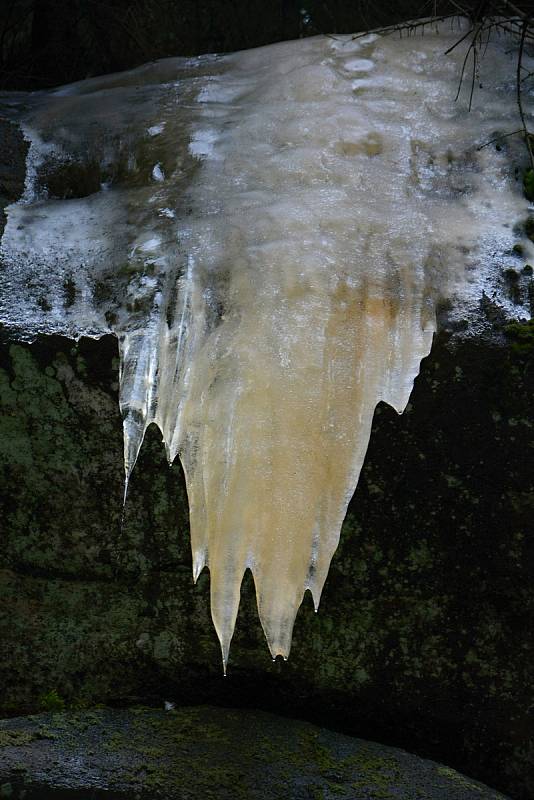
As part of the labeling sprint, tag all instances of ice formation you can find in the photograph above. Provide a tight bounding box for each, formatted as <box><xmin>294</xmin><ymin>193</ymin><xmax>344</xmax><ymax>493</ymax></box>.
<box><xmin>0</xmin><ymin>23</ymin><xmax>531</xmax><ymax>667</ymax></box>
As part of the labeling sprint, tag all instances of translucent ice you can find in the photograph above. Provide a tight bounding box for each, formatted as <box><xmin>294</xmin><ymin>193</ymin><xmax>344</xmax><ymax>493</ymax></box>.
<box><xmin>0</xmin><ymin>25</ymin><xmax>531</xmax><ymax>667</ymax></box>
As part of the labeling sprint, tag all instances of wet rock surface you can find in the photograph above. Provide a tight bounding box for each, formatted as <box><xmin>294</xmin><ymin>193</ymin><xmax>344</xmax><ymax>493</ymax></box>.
<box><xmin>0</xmin><ymin>707</ymin><xmax>511</xmax><ymax>799</ymax></box>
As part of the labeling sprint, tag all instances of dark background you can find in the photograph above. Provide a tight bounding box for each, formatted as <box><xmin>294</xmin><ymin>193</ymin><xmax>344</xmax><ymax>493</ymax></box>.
<box><xmin>1</xmin><ymin>0</ymin><xmax>531</xmax><ymax>90</ymax></box>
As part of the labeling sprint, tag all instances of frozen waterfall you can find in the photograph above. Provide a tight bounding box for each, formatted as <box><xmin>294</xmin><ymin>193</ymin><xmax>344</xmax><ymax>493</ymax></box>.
<box><xmin>0</xmin><ymin>23</ymin><xmax>531</xmax><ymax>668</ymax></box>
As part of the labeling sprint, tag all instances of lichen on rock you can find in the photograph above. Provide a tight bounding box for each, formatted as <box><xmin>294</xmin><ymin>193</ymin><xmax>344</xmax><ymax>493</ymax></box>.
<box><xmin>0</xmin><ymin>707</ymin><xmax>513</xmax><ymax>800</ymax></box>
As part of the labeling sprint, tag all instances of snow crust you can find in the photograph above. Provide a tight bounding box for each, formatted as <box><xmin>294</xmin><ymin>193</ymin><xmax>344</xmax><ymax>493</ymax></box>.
<box><xmin>0</xmin><ymin>25</ymin><xmax>532</xmax><ymax>666</ymax></box>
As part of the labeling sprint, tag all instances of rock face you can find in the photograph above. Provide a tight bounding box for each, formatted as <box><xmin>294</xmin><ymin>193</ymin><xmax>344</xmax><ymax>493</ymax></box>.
<box><xmin>0</xmin><ymin>318</ymin><xmax>533</xmax><ymax>800</ymax></box>
<box><xmin>0</xmin><ymin>707</ymin><xmax>512</xmax><ymax>799</ymax></box>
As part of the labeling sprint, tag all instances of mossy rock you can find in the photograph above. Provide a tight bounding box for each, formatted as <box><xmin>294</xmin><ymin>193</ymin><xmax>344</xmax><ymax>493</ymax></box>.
<box><xmin>504</xmin><ymin>318</ymin><xmax>534</xmax><ymax>353</ymax></box>
<box><xmin>0</xmin><ymin>707</ymin><xmax>510</xmax><ymax>800</ymax></box>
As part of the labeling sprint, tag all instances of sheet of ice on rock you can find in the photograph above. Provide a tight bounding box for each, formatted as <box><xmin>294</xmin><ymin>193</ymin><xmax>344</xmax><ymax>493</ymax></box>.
<box><xmin>0</xmin><ymin>25</ymin><xmax>531</xmax><ymax>666</ymax></box>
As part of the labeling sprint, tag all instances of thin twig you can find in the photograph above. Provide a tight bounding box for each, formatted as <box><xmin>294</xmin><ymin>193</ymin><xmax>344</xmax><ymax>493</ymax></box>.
<box><xmin>351</xmin><ymin>14</ymin><xmax>457</xmax><ymax>41</ymax></box>
<box><xmin>477</xmin><ymin>128</ymin><xmax>524</xmax><ymax>149</ymax></box>
<box><xmin>444</xmin><ymin>24</ymin><xmax>475</xmax><ymax>54</ymax></box>
<box><xmin>516</xmin><ymin>18</ymin><xmax>534</xmax><ymax>170</ymax></box>
<box><xmin>500</xmin><ymin>0</ymin><xmax>530</xmax><ymax>20</ymax></box>
<box><xmin>455</xmin><ymin>30</ymin><xmax>475</xmax><ymax>100</ymax></box>
<box><xmin>468</xmin><ymin>40</ymin><xmax>477</xmax><ymax>110</ymax></box>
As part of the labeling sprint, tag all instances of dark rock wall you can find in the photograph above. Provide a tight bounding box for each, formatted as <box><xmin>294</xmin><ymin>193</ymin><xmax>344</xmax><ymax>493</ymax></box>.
<box><xmin>0</xmin><ymin>120</ymin><xmax>27</xmax><ymax>236</ymax></box>
<box><xmin>0</xmin><ymin>321</ymin><xmax>533</xmax><ymax>799</ymax></box>
<box><xmin>0</xmin><ymin>1</ymin><xmax>513</xmax><ymax>90</ymax></box>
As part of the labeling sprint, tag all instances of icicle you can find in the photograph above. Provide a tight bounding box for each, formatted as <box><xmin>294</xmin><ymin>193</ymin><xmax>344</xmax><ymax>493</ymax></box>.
<box><xmin>0</xmin><ymin>24</ymin><xmax>531</xmax><ymax>667</ymax></box>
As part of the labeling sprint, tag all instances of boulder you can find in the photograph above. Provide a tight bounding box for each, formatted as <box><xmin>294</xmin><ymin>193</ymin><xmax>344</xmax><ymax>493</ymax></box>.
<box><xmin>0</xmin><ymin>707</ymin><xmax>512</xmax><ymax>799</ymax></box>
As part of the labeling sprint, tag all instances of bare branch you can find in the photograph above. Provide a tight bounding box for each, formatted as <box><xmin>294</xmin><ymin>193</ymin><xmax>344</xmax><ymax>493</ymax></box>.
<box><xmin>350</xmin><ymin>2</ymin><xmax>534</xmax><ymax>174</ymax></box>
<box><xmin>351</xmin><ymin>14</ymin><xmax>458</xmax><ymax>42</ymax></box>
<box><xmin>477</xmin><ymin>128</ymin><xmax>525</xmax><ymax>149</ymax></box>
<box><xmin>516</xmin><ymin>18</ymin><xmax>534</xmax><ymax>170</ymax></box>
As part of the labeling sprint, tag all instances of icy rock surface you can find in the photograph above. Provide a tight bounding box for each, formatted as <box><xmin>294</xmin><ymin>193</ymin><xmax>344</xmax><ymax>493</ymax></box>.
<box><xmin>0</xmin><ymin>26</ymin><xmax>531</xmax><ymax>666</ymax></box>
